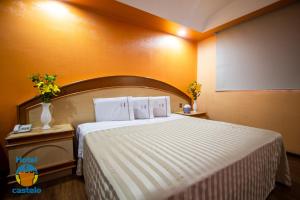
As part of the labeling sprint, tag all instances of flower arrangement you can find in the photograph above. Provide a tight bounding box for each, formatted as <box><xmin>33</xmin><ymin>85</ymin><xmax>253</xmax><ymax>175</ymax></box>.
<box><xmin>30</xmin><ymin>74</ymin><xmax>60</xmax><ymax>103</ymax></box>
<box><xmin>187</xmin><ymin>81</ymin><xmax>202</xmax><ymax>100</ymax></box>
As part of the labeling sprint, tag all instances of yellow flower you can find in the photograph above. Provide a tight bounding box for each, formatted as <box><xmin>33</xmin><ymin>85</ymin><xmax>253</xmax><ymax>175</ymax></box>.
<box><xmin>43</xmin><ymin>85</ymin><xmax>50</xmax><ymax>93</ymax></box>
<box><xmin>36</xmin><ymin>82</ymin><xmax>44</xmax><ymax>88</ymax></box>
<box><xmin>53</xmin><ymin>85</ymin><xmax>60</xmax><ymax>93</ymax></box>
<box><xmin>30</xmin><ymin>74</ymin><xmax>60</xmax><ymax>102</ymax></box>
<box><xmin>187</xmin><ymin>81</ymin><xmax>202</xmax><ymax>100</ymax></box>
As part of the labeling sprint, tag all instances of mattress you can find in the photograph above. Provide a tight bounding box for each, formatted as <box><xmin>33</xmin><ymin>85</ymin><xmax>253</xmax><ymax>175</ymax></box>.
<box><xmin>81</xmin><ymin>117</ymin><xmax>291</xmax><ymax>200</ymax></box>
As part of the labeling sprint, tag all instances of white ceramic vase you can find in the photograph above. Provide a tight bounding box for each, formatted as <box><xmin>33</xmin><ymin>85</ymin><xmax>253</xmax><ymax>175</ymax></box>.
<box><xmin>41</xmin><ymin>103</ymin><xmax>52</xmax><ymax>129</ymax></box>
<box><xmin>193</xmin><ymin>101</ymin><xmax>197</xmax><ymax>112</ymax></box>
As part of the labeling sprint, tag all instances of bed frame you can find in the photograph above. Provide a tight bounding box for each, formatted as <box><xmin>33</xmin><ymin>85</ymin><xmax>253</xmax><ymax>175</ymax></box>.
<box><xmin>17</xmin><ymin>76</ymin><xmax>191</xmax><ymax>127</ymax></box>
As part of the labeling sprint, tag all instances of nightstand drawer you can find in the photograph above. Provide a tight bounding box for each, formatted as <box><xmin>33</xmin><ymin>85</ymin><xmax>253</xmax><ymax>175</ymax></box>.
<box><xmin>8</xmin><ymin>139</ymin><xmax>74</xmax><ymax>175</ymax></box>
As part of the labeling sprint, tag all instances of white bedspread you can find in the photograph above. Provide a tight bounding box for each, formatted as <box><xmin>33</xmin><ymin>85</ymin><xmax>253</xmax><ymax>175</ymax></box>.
<box><xmin>76</xmin><ymin>114</ymin><xmax>185</xmax><ymax>159</ymax></box>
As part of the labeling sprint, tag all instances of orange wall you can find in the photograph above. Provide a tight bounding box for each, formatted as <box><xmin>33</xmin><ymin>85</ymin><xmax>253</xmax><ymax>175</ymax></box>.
<box><xmin>197</xmin><ymin>36</ymin><xmax>300</xmax><ymax>154</ymax></box>
<box><xmin>0</xmin><ymin>0</ymin><xmax>197</xmax><ymax>169</ymax></box>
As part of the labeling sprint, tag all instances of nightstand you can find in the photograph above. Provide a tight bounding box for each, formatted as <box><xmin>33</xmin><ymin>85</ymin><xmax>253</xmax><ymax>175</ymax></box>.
<box><xmin>5</xmin><ymin>124</ymin><xmax>76</xmax><ymax>185</ymax></box>
<box><xmin>175</xmin><ymin>111</ymin><xmax>208</xmax><ymax>119</ymax></box>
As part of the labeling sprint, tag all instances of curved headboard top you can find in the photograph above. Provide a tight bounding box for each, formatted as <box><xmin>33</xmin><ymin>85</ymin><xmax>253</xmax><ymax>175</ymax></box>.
<box><xmin>18</xmin><ymin>76</ymin><xmax>191</xmax><ymax>125</ymax></box>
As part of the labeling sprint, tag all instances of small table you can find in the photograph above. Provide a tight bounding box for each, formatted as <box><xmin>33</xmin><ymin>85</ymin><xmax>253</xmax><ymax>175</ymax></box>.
<box><xmin>5</xmin><ymin>124</ymin><xmax>76</xmax><ymax>185</ymax></box>
<box><xmin>175</xmin><ymin>111</ymin><xmax>208</xmax><ymax>119</ymax></box>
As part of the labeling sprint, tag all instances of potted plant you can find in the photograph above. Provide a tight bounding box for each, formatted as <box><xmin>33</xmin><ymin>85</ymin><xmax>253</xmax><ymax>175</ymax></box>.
<box><xmin>30</xmin><ymin>74</ymin><xmax>60</xmax><ymax>129</ymax></box>
<box><xmin>187</xmin><ymin>81</ymin><xmax>202</xmax><ymax>112</ymax></box>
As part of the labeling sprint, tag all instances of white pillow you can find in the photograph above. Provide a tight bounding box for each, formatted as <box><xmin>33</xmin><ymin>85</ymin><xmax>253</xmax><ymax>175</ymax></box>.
<box><xmin>132</xmin><ymin>97</ymin><xmax>154</xmax><ymax>119</ymax></box>
<box><xmin>149</xmin><ymin>96</ymin><xmax>171</xmax><ymax>117</ymax></box>
<box><xmin>93</xmin><ymin>97</ymin><xmax>134</xmax><ymax>121</ymax></box>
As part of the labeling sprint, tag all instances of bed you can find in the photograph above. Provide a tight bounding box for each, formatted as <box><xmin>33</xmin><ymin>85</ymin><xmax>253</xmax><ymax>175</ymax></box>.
<box><xmin>17</xmin><ymin>76</ymin><xmax>291</xmax><ymax>200</ymax></box>
<box><xmin>77</xmin><ymin>114</ymin><xmax>291</xmax><ymax>200</ymax></box>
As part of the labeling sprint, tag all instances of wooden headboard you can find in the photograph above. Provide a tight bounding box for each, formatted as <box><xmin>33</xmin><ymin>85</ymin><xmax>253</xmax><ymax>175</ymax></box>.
<box><xmin>18</xmin><ymin>76</ymin><xmax>191</xmax><ymax>127</ymax></box>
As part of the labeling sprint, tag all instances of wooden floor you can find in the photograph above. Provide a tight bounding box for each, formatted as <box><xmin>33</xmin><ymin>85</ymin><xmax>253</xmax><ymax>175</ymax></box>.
<box><xmin>267</xmin><ymin>154</ymin><xmax>300</xmax><ymax>200</ymax></box>
<box><xmin>3</xmin><ymin>176</ymin><xmax>87</xmax><ymax>200</ymax></box>
<box><xmin>3</xmin><ymin>154</ymin><xmax>300</xmax><ymax>200</ymax></box>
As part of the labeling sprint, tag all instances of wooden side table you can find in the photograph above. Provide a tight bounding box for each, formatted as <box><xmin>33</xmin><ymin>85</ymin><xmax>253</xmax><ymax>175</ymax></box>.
<box><xmin>5</xmin><ymin>124</ymin><xmax>76</xmax><ymax>185</ymax></box>
<box><xmin>175</xmin><ymin>111</ymin><xmax>208</xmax><ymax>119</ymax></box>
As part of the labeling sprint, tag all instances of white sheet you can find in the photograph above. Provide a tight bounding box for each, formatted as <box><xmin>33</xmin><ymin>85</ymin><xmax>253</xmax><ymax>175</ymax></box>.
<box><xmin>76</xmin><ymin>114</ymin><xmax>185</xmax><ymax>159</ymax></box>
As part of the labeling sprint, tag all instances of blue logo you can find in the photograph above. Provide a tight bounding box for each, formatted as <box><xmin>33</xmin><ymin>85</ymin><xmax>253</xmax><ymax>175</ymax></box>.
<box><xmin>11</xmin><ymin>157</ymin><xmax>42</xmax><ymax>194</ymax></box>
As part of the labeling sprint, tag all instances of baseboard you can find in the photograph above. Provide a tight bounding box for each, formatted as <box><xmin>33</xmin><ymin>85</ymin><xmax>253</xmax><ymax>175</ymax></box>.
<box><xmin>287</xmin><ymin>151</ymin><xmax>300</xmax><ymax>158</ymax></box>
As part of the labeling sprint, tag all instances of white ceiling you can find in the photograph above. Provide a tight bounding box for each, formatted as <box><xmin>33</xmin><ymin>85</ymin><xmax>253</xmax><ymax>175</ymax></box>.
<box><xmin>117</xmin><ymin>0</ymin><xmax>279</xmax><ymax>32</ymax></box>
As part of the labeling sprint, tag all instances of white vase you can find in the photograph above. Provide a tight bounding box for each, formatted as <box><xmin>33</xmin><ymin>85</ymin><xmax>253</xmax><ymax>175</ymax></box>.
<box><xmin>41</xmin><ymin>103</ymin><xmax>52</xmax><ymax>129</ymax></box>
<box><xmin>193</xmin><ymin>101</ymin><xmax>197</xmax><ymax>112</ymax></box>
